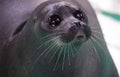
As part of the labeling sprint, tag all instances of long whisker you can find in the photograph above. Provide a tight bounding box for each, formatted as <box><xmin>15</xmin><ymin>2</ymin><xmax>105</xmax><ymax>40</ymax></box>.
<box><xmin>91</xmin><ymin>34</ymin><xmax>109</xmax><ymax>45</ymax></box>
<box><xmin>90</xmin><ymin>37</ymin><xmax>104</xmax><ymax>61</ymax></box>
<box><xmin>91</xmin><ymin>34</ymin><xmax>112</xmax><ymax>62</ymax></box>
<box><xmin>48</xmin><ymin>47</ymin><xmax>59</xmax><ymax>63</ymax></box>
<box><xmin>89</xmin><ymin>38</ymin><xmax>101</xmax><ymax>62</ymax></box>
<box><xmin>31</xmin><ymin>40</ymin><xmax>58</xmax><ymax>71</ymax></box>
<box><xmin>33</xmin><ymin>41</ymin><xmax>55</xmax><ymax>65</ymax></box>
<box><xmin>67</xmin><ymin>43</ymin><xmax>71</xmax><ymax>65</ymax></box>
<box><xmin>90</xmin><ymin>26</ymin><xmax>101</xmax><ymax>30</ymax></box>
<box><xmin>71</xmin><ymin>42</ymin><xmax>77</xmax><ymax>57</ymax></box>
<box><xmin>32</xmin><ymin>37</ymin><xmax>59</xmax><ymax>68</ymax></box>
<box><xmin>92</xmin><ymin>31</ymin><xmax>105</xmax><ymax>36</ymax></box>
<box><xmin>37</xmin><ymin>36</ymin><xmax>59</xmax><ymax>49</ymax></box>
<box><xmin>53</xmin><ymin>46</ymin><xmax>64</xmax><ymax>71</ymax></box>
<box><xmin>69</xmin><ymin>42</ymin><xmax>74</xmax><ymax>57</ymax></box>
<box><xmin>62</xmin><ymin>45</ymin><xmax>66</xmax><ymax>70</ymax></box>
<box><xmin>44</xmin><ymin>42</ymin><xmax>58</xmax><ymax>57</ymax></box>
<box><xmin>37</xmin><ymin>32</ymin><xmax>63</xmax><ymax>42</ymax></box>
<box><xmin>92</xmin><ymin>30</ymin><xmax>103</xmax><ymax>34</ymax></box>
<box><xmin>91</xmin><ymin>35</ymin><xmax>107</xmax><ymax>51</ymax></box>
<box><xmin>48</xmin><ymin>40</ymin><xmax>60</xmax><ymax>63</ymax></box>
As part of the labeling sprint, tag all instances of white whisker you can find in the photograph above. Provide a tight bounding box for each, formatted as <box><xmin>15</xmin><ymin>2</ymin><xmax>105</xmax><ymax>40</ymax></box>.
<box><xmin>53</xmin><ymin>46</ymin><xmax>64</xmax><ymax>71</ymax></box>
<box><xmin>67</xmin><ymin>44</ymin><xmax>71</xmax><ymax>65</ymax></box>
<box><xmin>48</xmin><ymin>40</ymin><xmax>61</xmax><ymax>63</ymax></box>
<box><xmin>91</xmin><ymin>35</ymin><xmax>107</xmax><ymax>51</ymax></box>
<box><xmin>62</xmin><ymin>45</ymin><xmax>66</xmax><ymax>70</ymax></box>
<box><xmin>71</xmin><ymin>42</ymin><xmax>77</xmax><ymax>57</ymax></box>
<box><xmin>89</xmin><ymin>38</ymin><xmax>101</xmax><ymax>62</ymax></box>
<box><xmin>34</xmin><ymin>42</ymin><xmax>55</xmax><ymax>65</ymax></box>
<box><xmin>37</xmin><ymin>36</ymin><xmax>59</xmax><ymax>49</ymax></box>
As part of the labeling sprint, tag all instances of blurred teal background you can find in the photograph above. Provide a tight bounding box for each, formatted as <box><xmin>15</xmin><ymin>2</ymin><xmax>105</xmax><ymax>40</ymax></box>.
<box><xmin>88</xmin><ymin>0</ymin><xmax>120</xmax><ymax>75</ymax></box>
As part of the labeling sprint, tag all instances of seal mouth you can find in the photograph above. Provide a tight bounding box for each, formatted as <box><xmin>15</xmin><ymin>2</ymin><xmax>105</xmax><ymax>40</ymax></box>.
<box><xmin>59</xmin><ymin>32</ymin><xmax>86</xmax><ymax>43</ymax></box>
<box><xmin>58</xmin><ymin>26</ymin><xmax>91</xmax><ymax>44</ymax></box>
<box><xmin>60</xmin><ymin>34</ymin><xmax>75</xmax><ymax>43</ymax></box>
<box><xmin>77</xmin><ymin>34</ymin><xmax>86</xmax><ymax>41</ymax></box>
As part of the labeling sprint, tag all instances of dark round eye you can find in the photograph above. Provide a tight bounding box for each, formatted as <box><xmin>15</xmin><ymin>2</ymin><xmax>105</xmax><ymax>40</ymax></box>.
<box><xmin>48</xmin><ymin>15</ymin><xmax>62</xmax><ymax>28</ymax></box>
<box><xmin>73</xmin><ymin>10</ymin><xmax>88</xmax><ymax>23</ymax></box>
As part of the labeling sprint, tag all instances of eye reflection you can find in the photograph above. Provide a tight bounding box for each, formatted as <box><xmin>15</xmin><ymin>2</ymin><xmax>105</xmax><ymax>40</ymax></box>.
<box><xmin>48</xmin><ymin>15</ymin><xmax>62</xmax><ymax>29</ymax></box>
<box><xmin>73</xmin><ymin>10</ymin><xmax>88</xmax><ymax>23</ymax></box>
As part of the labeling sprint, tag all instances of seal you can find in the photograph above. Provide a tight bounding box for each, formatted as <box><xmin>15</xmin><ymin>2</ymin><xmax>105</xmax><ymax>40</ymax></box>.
<box><xmin>0</xmin><ymin>0</ymin><xmax>119</xmax><ymax>77</ymax></box>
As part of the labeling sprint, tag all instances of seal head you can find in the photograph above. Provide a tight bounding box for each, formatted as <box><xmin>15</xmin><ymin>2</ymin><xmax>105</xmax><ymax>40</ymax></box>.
<box><xmin>1</xmin><ymin>1</ymin><xmax>118</xmax><ymax>77</ymax></box>
<box><xmin>34</xmin><ymin>1</ymin><xmax>91</xmax><ymax>46</ymax></box>
<box><xmin>28</xmin><ymin>1</ymin><xmax>92</xmax><ymax>71</ymax></box>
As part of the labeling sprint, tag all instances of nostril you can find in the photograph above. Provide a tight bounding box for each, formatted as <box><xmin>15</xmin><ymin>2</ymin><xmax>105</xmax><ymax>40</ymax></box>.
<box><xmin>74</xmin><ymin>22</ymin><xmax>81</xmax><ymax>28</ymax></box>
<box><xmin>77</xmin><ymin>35</ymin><xmax>85</xmax><ymax>39</ymax></box>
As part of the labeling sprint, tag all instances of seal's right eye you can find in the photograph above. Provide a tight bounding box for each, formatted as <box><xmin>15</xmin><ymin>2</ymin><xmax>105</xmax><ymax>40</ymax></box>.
<box><xmin>48</xmin><ymin>15</ymin><xmax>62</xmax><ymax>28</ymax></box>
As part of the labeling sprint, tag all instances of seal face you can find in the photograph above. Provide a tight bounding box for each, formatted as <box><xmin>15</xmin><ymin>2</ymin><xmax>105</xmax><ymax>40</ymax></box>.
<box><xmin>32</xmin><ymin>1</ymin><xmax>91</xmax><ymax>70</ymax></box>
<box><xmin>1</xmin><ymin>1</ymin><xmax>119</xmax><ymax>77</ymax></box>
<box><xmin>35</xmin><ymin>1</ymin><xmax>91</xmax><ymax>44</ymax></box>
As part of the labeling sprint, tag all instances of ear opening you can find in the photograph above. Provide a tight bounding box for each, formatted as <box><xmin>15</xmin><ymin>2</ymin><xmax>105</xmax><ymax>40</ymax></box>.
<box><xmin>12</xmin><ymin>21</ymin><xmax>27</xmax><ymax>36</ymax></box>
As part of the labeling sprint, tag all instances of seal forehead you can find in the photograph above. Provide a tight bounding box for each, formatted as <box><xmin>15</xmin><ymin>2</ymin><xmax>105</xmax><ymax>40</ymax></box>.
<box><xmin>43</xmin><ymin>1</ymin><xmax>78</xmax><ymax>13</ymax></box>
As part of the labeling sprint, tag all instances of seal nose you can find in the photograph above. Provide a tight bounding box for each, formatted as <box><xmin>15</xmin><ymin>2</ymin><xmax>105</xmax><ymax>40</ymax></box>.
<box><xmin>74</xmin><ymin>22</ymin><xmax>81</xmax><ymax>28</ymax></box>
<box><xmin>69</xmin><ymin>22</ymin><xmax>86</xmax><ymax>40</ymax></box>
<box><xmin>69</xmin><ymin>22</ymin><xmax>81</xmax><ymax>34</ymax></box>
<box><xmin>60</xmin><ymin>22</ymin><xmax>81</xmax><ymax>43</ymax></box>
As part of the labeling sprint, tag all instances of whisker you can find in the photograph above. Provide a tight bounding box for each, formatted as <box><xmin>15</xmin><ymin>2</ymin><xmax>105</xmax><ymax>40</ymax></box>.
<box><xmin>90</xmin><ymin>26</ymin><xmax>101</xmax><ymax>30</ymax></box>
<box><xmin>67</xmin><ymin>44</ymin><xmax>71</xmax><ymax>65</ymax></box>
<box><xmin>33</xmin><ymin>41</ymin><xmax>55</xmax><ymax>65</ymax></box>
<box><xmin>44</xmin><ymin>42</ymin><xmax>58</xmax><ymax>57</ymax></box>
<box><xmin>91</xmin><ymin>35</ymin><xmax>112</xmax><ymax>63</ymax></box>
<box><xmin>69</xmin><ymin>42</ymin><xmax>74</xmax><ymax>57</ymax></box>
<box><xmin>48</xmin><ymin>46</ymin><xmax>59</xmax><ymax>63</ymax></box>
<box><xmin>31</xmin><ymin>37</ymin><xmax>59</xmax><ymax>70</ymax></box>
<box><xmin>37</xmin><ymin>36</ymin><xmax>59</xmax><ymax>50</ymax></box>
<box><xmin>91</xmin><ymin>35</ymin><xmax>107</xmax><ymax>51</ymax></box>
<box><xmin>92</xmin><ymin>31</ymin><xmax>105</xmax><ymax>36</ymax></box>
<box><xmin>89</xmin><ymin>38</ymin><xmax>101</xmax><ymax>62</ymax></box>
<box><xmin>48</xmin><ymin>40</ymin><xmax>61</xmax><ymax>63</ymax></box>
<box><xmin>62</xmin><ymin>45</ymin><xmax>66</xmax><ymax>70</ymax></box>
<box><xmin>92</xmin><ymin>30</ymin><xmax>103</xmax><ymax>34</ymax></box>
<box><xmin>53</xmin><ymin>46</ymin><xmax>64</xmax><ymax>71</ymax></box>
<box><xmin>71</xmin><ymin>42</ymin><xmax>77</xmax><ymax>57</ymax></box>
<box><xmin>37</xmin><ymin>32</ymin><xmax>63</xmax><ymax>42</ymax></box>
<box><xmin>91</xmin><ymin>34</ymin><xmax>109</xmax><ymax>45</ymax></box>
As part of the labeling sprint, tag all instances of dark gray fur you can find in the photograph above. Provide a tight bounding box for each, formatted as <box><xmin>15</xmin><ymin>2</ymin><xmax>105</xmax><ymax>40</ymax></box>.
<box><xmin>0</xmin><ymin>0</ymin><xmax>119</xmax><ymax>77</ymax></box>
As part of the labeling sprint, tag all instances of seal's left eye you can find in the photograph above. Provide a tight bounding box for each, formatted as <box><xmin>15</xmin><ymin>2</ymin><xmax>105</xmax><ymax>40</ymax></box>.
<box><xmin>48</xmin><ymin>15</ymin><xmax>62</xmax><ymax>28</ymax></box>
<box><xmin>73</xmin><ymin>10</ymin><xmax>88</xmax><ymax>23</ymax></box>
